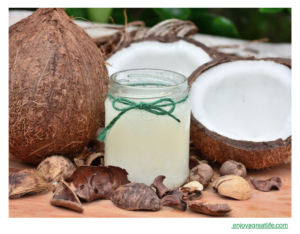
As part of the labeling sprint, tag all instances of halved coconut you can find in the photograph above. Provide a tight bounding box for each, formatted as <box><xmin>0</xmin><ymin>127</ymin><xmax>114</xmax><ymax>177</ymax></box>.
<box><xmin>189</xmin><ymin>57</ymin><xmax>291</xmax><ymax>169</ymax></box>
<box><xmin>106</xmin><ymin>36</ymin><xmax>218</xmax><ymax>78</ymax></box>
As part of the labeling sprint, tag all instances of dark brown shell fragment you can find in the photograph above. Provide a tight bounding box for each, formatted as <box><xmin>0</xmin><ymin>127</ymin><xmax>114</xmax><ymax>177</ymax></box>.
<box><xmin>72</xmin><ymin>166</ymin><xmax>130</xmax><ymax>202</ymax></box>
<box><xmin>51</xmin><ymin>181</ymin><xmax>83</xmax><ymax>213</ymax></box>
<box><xmin>150</xmin><ymin>175</ymin><xmax>170</xmax><ymax>198</ymax></box>
<box><xmin>111</xmin><ymin>183</ymin><xmax>160</xmax><ymax>211</ymax></box>
<box><xmin>189</xmin><ymin>202</ymin><xmax>232</xmax><ymax>216</ymax></box>
<box><xmin>250</xmin><ymin>176</ymin><xmax>282</xmax><ymax>192</ymax></box>
<box><xmin>160</xmin><ymin>189</ymin><xmax>187</xmax><ymax>211</ymax></box>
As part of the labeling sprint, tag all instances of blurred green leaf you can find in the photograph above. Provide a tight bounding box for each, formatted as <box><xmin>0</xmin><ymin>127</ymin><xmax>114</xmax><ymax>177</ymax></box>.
<box><xmin>87</xmin><ymin>8</ymin><xmax>112</xmax><ymax>23</ymax></box>
<box><xmin>287</xmin><ymin>8</ymin><xmax>291</xmax><ymax>14</ymax></box>
<box><xmin>259</xmin><ymin>8</ymin><xmax>284</xmax><ymax>14</ymax></box>
<box><xmin>153</xmin><ymin>8</ymin><xmax>191</xmax><ymax>20</ymax></box>
<box><xmin>65</xmin><ymin>8</ymin><xmax>88</xmax><ymax>20</ymax></box>
<box><xmin>190</xmin><ymin>13</ymin><xmax>240</xmax><ymax>38</ymax></box>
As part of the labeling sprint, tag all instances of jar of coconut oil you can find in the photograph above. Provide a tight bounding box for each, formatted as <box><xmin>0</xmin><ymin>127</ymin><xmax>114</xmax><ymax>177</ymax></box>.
<box><xmin>102</xmin><ymin>69</ymin><xmax>191</xmax><ymax>188</ymax></box>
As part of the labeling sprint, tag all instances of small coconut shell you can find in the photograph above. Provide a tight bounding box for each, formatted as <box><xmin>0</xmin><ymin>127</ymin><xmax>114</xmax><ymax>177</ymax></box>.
<box><xmin>9</xmin><ymin>169</ymin><xmax>53</xmax><ymax>199</ymax></box>
<box><xmin>186</xmin><ymin>163</ymin><xmax>214</xmax><ymax>187</ymax></box>
<box><xmin>250</xmin><ymin>176</ymin><xmax>282</xmax><ymax>192</ymax></box>
<box><xmin>219</xmin><ymin>160</ymin><xmax>247</xmax><ymax>178</ymax></box>
<box><xmin>85</xmin><ymin>152</ymin><xmax>104</xmax><ymax>166</ymax></box>
<box><xmin>37</xmin><ymin>155</ymin><xmax>76</xmax><ymax>182</ymax></box>
<box><xmin>212</xmin><ymin>175</ymin><xmax>251</xmax><ymax>200</ymax></box>
<box><xmin>189</xmin><ymin>202</ymin><xmax>232</xmax><ymax>216</ymax></box>
<box><xmin>51</xmin><ymin>181</ymin><xmax>83</xmax><ymax>213</ymax></box>
<box><xmin>189</xmin><ymin>57</ymin><xmax>291</xmax><ymax>169</ymax></box>
<box><xmin>9</xmin><ymin>8</ymin><xmax>109</xmax><ymax>165</ymax></box>
<box><xmin>111</xmin><ymin>183</ymin><xmax>160</xmax><ymax>211</ymax></box>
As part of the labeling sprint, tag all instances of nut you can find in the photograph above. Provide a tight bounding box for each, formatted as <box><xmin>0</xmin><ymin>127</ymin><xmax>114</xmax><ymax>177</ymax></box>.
<box><xmin>186</xmin><ymin>163</ymin><xmax>214</xmax><ymax>187</ymax></box>
<box><xmin>212</xmin><ymin>175</ymin><xmax>251</xmax><ymax>200</ymax></box>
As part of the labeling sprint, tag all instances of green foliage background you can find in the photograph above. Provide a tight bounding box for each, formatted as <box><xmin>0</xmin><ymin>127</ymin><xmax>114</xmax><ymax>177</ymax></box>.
<box><xmin>10</xmin><ymin>8</ymin><xmax>291</xmax><ymax>43</ymax></box>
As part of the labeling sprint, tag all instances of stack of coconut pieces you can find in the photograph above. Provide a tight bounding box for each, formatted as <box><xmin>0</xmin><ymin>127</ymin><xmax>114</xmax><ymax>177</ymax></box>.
<box><xmin>8</xmin><ymin>8</ymin><xmax>291</xmax><ymax>215</ymax></box>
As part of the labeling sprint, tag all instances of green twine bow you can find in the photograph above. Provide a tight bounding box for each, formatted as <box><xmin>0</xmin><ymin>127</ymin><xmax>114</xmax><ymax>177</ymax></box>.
<box><xmin>97</xmin><ymin>93</ymin><xmax>188</xmax><ymax>142</ymax></box>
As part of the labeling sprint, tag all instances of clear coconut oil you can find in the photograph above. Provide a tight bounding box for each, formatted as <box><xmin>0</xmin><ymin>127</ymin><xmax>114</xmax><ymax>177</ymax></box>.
<box><xmin>104</xmin><ymin>69</ymin><xmax>191</xmax><ymax>189</ymax></box>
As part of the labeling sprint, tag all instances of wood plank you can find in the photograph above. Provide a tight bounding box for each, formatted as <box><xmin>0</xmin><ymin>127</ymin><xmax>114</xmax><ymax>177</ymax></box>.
<box><xmin>9</xmin><ymin>158</ymin><xmax>291</xmax><ymax>218</ymax></box>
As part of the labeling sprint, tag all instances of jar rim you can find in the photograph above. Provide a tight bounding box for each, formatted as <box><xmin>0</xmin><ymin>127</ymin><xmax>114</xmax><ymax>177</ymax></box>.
<box><xmin>109</xmin><ymin>68</ymin><xmax>187</xmax><ymax>88</ymax></box>
<box><xmin>108</xmin><ymin>69</ymin><xmax>189</xmax><ymax>101</ymax></box>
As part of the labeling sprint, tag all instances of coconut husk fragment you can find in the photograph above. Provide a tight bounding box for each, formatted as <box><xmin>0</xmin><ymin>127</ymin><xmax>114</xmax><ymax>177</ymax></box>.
<box><xmin>250</xmin><ymin>176</ymin><xmax>282</xmax><ymax>192</ymax></box>
<box><xmin>51</xmin><ymin>180</ymin><xmax>83</xmax><ymax>213</ymax></box>
<box><xmin>111</xmin><ymin>182</ymin><xmax>160</xmax><ymax>211</ymax></box>
<box><xmin>189</xmin><ymin>56</ymin><xmax>291</xmax><ymax>169</ymax></box>
<box><xmin>37</xmin><ymin>155</ymin><xmax>76</xmax><ymax>182</ymax></box>
<box><xmin>71</xmin><ymin>166</ymin><xmax>130</xmax><ymax>202</ymax></box>
<box><xmin>9</xmin><ymin>169</ymin><xmax>53</xmax><ymax>199</ymax></box>
<box><xmin>92</xmin><ymin>19</ymin><xmax>199</xmax><ymax>58</ymax></box>
<box><xmin>9</xmin><ymin>8</ymin><xmax>109</xmax><ymax>165</ymax></box>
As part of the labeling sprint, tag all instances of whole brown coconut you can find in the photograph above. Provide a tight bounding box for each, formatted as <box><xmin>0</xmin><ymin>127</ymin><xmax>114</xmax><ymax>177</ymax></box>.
<box><xmin>189</xmin><ymin>57</ymin><xmax>291</xmax><ymax>169</ymax></box>
<box><xmin>9</xmin><ymin>8</ymin><xmax>109</xmax><ymax>165</ymax></box>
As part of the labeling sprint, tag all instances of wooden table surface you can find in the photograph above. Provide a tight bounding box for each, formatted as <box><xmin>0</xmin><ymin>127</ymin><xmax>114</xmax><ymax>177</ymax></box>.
<box><xmin>9</xmin><ymin>155</ymin><xmax>291</xmax><ymax>218</ymax></box>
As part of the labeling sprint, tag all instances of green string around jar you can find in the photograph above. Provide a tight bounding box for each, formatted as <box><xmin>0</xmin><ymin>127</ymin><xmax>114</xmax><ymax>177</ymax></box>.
<box><xmin>97</xmin><ymin>83</ymin><xmax>188</xmax><ymax>142</ymax></box>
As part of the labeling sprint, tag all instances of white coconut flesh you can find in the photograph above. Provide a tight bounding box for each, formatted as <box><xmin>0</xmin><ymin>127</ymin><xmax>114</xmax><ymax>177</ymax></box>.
<box><xmin>106</xmin><ymin>40</ymin><xmax>212</xmax><ymax>77</ymax></box>
<box><xmin>189</xmin><ymin>60</ymin><xmax>291</xmax><ymax>142</ymax></box>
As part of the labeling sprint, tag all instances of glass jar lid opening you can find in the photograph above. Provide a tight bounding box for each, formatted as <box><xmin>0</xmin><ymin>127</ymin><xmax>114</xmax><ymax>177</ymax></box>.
<box><xmin>108</xmin><ymin>69</ymin><xmax>189</xmax><ymax>101</ymax></box>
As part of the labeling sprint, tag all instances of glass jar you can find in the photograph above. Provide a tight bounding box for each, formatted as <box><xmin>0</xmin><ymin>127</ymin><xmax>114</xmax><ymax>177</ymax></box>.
<box><xmin>104</xmin><ymin>69</ymin><xmax>191</xmax><ymax>188</ymax></box>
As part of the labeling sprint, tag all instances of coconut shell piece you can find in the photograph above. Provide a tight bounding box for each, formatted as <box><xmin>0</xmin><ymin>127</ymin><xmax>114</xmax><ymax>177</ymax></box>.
<box><xmin>9</xmin><ymin>169</ymin><xmax>53</xmax><ymax>199</ymax></box>
<box><xmin>189</xmin><ymin>57</ymin><xmax>291</xmax><ymax>169</ymax></box>
<box><xmin>37</xmin><ymin>156</ymin><xmax>76</xmax><ymax>182</ymax></box>
<box><xmin>150</xmin><ymin>175</ymin><xmax>171</xmax><ymax>198</ymax></box>
<box><xmin>183</xmin><ymin>190</ymin><xmax>202</xmax><ymax>201</ymax></box>
<box><xmin>186</xmin><ymin>163</ymin><xmax>214</xmax><ymax>187</ymax></box>
<box><xmin>51</xmin><ymin>180</ymin><xmax>83</xmax><ymax>213</ymax></box>
<box><xmin>181</xmin><ymin>181</ymin><xmax>204</xmax><ymax>192</ymax></box>
<box><xmin>72</xmin><ymin>166</ymin><xmax>130</xmax><ymax>202</ymax></box>
<box><xmin>111</xmin><ymin>183</ymin><xmax>160</xmax><ymax>211</ymax></box>
<box><xmin>9</xmin><ymin>8</ymin><xmax>109</xmax><ymax>165</ymax></box>
<box><xmin>87</xmin><ymin>139</ymin><xmax>105</xmax><ymax>153</ymax></box>
<box><xmin>219</xmin><ymin>160</ymin><xmax>247</xmax><ymax>178</ymax></box>
<box><xmin>85</xmin><ymin>152</ymin><xmax>104</xmax><ymax>166</ymax></box>
<box><xmin>212</xmin><ymin>175</ymin><xmax>251</xmax><ymax>200</ymax></box>
<box><xmin>250</xmin><ymin>176</ymin><xmax>282</xmax><ymax>192</ymax></box>
<box><xmin>189</xmin><ymin>202</ymin><xmax>232</xmax><ymax>216</ymax></box>
<box><xmin>160</xmin><ymin>189</ymin><xmax>187</xmax><ymax>211</ymax></box>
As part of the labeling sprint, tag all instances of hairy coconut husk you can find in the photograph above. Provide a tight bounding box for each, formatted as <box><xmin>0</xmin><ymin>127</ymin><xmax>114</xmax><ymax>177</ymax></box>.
<box><xmin>9</xmin><ymin>8</ymin><xmax>109</xmax><ymax>165</ymax></box>
<box><xmin>189</xmin><ymin>56</ymin><xmax>291</xmax><ymax>169</ymax></box>
<box><xmin>92</xmin><ymin>19</ymin><xmax>199</xmax><ymax>58</ymax></box>
<box><xmin>9</xmin><ymin>169</ymin><xmax>53</xmax><ymax>199</ymax></box>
